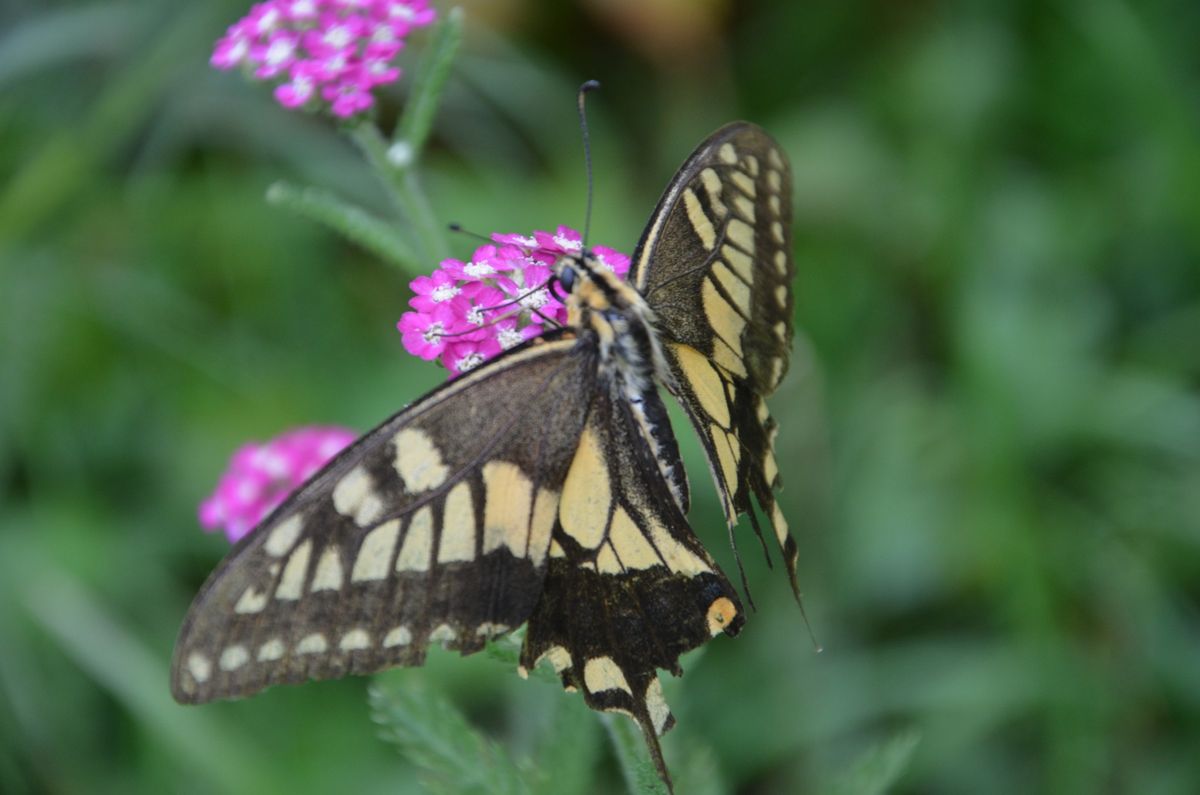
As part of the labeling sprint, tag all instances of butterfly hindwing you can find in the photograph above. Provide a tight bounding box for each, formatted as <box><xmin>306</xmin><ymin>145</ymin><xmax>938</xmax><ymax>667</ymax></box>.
<box><xmin>171</xmin><ymin>336</ymin><xmax>594</xmax><ymax>703</ymax></box>
<box><xmin>521</xmin><ymin>383</ymin><xmax>744</xmax><ymax>784</ymax></box>
<box><xmin>629</xmin><ymin>123</ymin><xmax>801</xmax><ymax>594</ymax></box>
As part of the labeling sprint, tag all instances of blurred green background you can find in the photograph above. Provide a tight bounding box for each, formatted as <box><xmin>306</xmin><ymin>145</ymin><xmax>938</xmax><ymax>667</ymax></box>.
<box><xmin>2</xmin><ymin>0</ymin><xmax>1199</xmax><ymax>792</ymax></box>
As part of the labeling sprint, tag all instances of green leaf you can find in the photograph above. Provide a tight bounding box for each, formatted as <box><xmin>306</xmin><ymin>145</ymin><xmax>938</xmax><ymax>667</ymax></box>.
<box><xmin>395</xmin><ymin>6</ymin><xmax>463</xmax><ymax>160</ymax></box>
<box><xmin>369</xmin><ymin>672</ymin><xmax>532</xmax><ymax>795</ymax></box>
<box><xmin>18</xmin><ymin>566</ymin><xmax>270</xmax><ymax>794</ymax></box>
<box><xmin>831</xmin><ymin>729</ymin><xmax>921</xmax><ymax>795</ymax></box>
<box><xmin>265</xmin><ymin>180</ymin><xmax>420</xmax><ymax>274</ymax></box>
<box><xmin>530</xmin><ymin>696</ymin><xmax>601</xmax><ymax>795</ymax></box>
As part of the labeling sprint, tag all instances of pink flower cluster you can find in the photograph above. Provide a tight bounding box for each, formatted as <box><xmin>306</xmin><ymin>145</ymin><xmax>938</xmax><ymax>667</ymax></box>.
<box><xmin>397</xmin><ymin>226</ymin><xmax>631</xmax><ymax>376</ymax></box>
<box><xmin>199</xmin><ymin>426</ymin><xmax>356</xmax><ymax>542</ymax></box>
<box><xmin>210</xmin><ymin>0</ymin><xmax>436</xmax><ymax>117</ymax></box>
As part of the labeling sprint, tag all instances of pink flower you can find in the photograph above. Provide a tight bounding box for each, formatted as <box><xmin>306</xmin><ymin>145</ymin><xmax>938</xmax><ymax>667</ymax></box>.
<box><xmin>199</xmin><ymin>426</ymin><xmax>356</xmax><ymax>542</ymax></box>
<box><xmin>398</xmin><ymin>226</ymin><xmax>631</xmax><ymax>377</ymax></box>
<box><xmin>209</xmin><ymin>0</ymin><xmax>436</xmax><ymax>118</ymax></box>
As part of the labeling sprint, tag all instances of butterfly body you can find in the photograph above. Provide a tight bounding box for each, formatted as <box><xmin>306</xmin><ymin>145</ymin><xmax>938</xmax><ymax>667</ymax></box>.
<box><xmin>173</xmin><ymin>122</ymin><xmax>796</xmax><ymax>790</ymax></box>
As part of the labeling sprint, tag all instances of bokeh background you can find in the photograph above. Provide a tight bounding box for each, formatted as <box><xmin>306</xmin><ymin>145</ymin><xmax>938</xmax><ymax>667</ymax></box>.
<box><xmin>3</xmin><ymin>0</ymin><xmax>1199</xmax><ymax>792</ymax></box>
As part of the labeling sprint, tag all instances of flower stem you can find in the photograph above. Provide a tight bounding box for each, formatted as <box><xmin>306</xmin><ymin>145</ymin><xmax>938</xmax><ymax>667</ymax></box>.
<box><xmin>603</xmin><ymin>714</ymin><xmax>670</xmax><ymax>795</ymax></box>
<box><xmin>348</xmin><ymin>122</ymin><xmax>448</xmax><ymax>264</ymax></box>
<box><xmin>396</xmin><ymin>6</ymin><xmax>464</xmax><ymax>158</ymax></box>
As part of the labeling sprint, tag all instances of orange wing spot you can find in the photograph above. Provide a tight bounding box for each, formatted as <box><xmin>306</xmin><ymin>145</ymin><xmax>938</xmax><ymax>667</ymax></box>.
<box><xmin>706</xmin><ymin>596</ymin><xmax>738</xmax><ymax>636</ymax></box>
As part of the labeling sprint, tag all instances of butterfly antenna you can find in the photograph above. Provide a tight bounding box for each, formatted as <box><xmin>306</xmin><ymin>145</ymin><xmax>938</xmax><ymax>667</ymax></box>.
<box><xmin>447</xmin><ymin>222</ymin><xmax>496</xmax><ymax>246</ymax></box>
<box><xmin>577</xmin><ymin>80</ymin><xmax>601</xmax><ymax>250</ymax></box>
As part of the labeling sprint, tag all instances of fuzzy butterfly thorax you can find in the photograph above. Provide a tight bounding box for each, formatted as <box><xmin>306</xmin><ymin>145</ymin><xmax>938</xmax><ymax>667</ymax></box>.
<box><xmin>173</xmin><ymin>122</ymin><xmax>796</xmax><ymax>792</ymax></box>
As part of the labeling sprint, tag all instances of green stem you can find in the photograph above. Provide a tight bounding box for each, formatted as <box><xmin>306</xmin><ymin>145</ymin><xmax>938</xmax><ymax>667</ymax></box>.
<box><xmin>265</xmin><ymin>180</ymin><xmax>422</xmax><ymax>274</ymax></box>
<box><xmin>395</xmin><ymin>6</ymin><xmax>464</xmax><ymax>157</ymax></box>
<box><xmin>348</xmin><ymin>122</ymin><xmax>448</xmax><ymax>264</ymax></box>
<box><xmin>602</xmin><ymin>714</ymin><xmax>670</xmax><ymax>795</ymax></box>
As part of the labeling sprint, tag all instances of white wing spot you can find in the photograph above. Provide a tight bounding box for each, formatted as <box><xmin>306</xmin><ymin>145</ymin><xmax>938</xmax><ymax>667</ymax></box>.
<box><xmin>311</xmin><ymin>546</ymin><xmax>344</xmax><ymax>591</ymax></box>
<box><xmin>264</xmin><ymin>515</ymin><xmax>303</xmax><ymax>557</ymax></box>
<box><xmin>771</xmin><ymin>502</ymin><xmax>790</xmax><ymax>546</ymax></box>
<box><xmin>393</xmin><ymin>428</ymin><xmax>450</xmax><ymax>491</ymax></box>
<box><xmin>475</xmin><ymin>622</ymin><xmax>509</xmax><ymax>637</ymax></box>
<box><xmin>536</xmin><ymin>645</ymin><xmax>572</xmax><ymax>673</ymax></box>
<box><xmin>332</xmin><ymin>465</ymin><xmax>383</xmax><ymax>526</ymax></box>
<box><xmin>683</xmin><ymin>188</ymin><xmax>717</xmax><ymax>250</ymax></box>
<box><xmin>219</xmin><ymin>645</ymin><xmax>249</xmax><ymax>671</ymax></box>
<box><xmin>275</xmin><ymin>538</ymin><xmax>312</xmax><ymax>600</ymax></box>
<box><xmin>770</xmin><ymin>356</ymin><xmax>785</xmax><ymax>389</ymax></box>
<box><xmin>723</xmin><ymin>244</ymin><xmax>754</xmax><ymax>284</ymax></box>
<box><xmin>744</xmin><ymin>154</ymin><xmax>760</xmax><ymax>176</ymax></box>
<box><xmin>352</xmin><ymin>519</ymin><xmax>400</xmax><ymax>581</ymax></box>
<box><xmin>731</xmin><ymin>169</ymin><xmax>756</xmax><ymax>197</ymax></box>
<box><xmin>649</xmin><ymin>521</ymin><xmax>712</xmax><ymax>576</ymax></box>
<box><xmin>234</xmin><ymin>586</ymin><xmax>268</xmax><ymax>614</ymax></box>
<box><xmin>674</xmin><ymin>343</ymin><xmax>731</xmax><ymax>428</ymax></box>
<box><xmin>713</xmin><ymin>261</ymin><xmax>751</xmax><ymax>314</ymax></box>
<box><xmin>339</xmin><ymin>628</ymin><xmax>371</xmax><ymax>651</ymax></box>
<box><xmin>774</xmin><ymin>320</ymin><xmax>788</xmax><ymax>342</ymax></box>
<box><xmin>699</xmin><ymin>168</ymin><xmax>727</xmax><ymax>217</ymax></box>
<box><xmin>775</xmin><ymin>284</ymin><xmax>788</xmax><ymax>308</ymax></box>
<box><xmin>187</xmin><ymin>653</ymin><xmax>212</xmax><ymax>683</ymax></box>
<box><xmin>767</xmin><ymin>169</ymin><xmax>782</xmax><ymax>192</ymax></box>
<box><xmin>560</xmin><ymin>428</ymin><xmax>611</xmax><ymax>549</ymax></box>
<box><xmin>726</xmin><ymin>218</ymin><xmax>754</xmax><ymax>254</ymax></box>
<box><xmin>768</xmin><ymin>148</ymin><xmax>784</xmax><ymax>169</ymax></box>
<box><xmin>712</xmin><ymin>424</ymin><xmax>741</xmax><ymax>490</ymax></box>
<box><xmin>774</xmin><ymin>249</ymin><xmax>788</xmax><ymax>275</ymax></box>
<box><xmin>645</xmin><ymin>677</ymin><xmax>672</xmax><ymax>735</ymax></box>
<box><xmin>771</xmin><ymin>221</ymin><xmax>784</xmax><ymax>244</ymax></box>
<box><xmin>733</xmin><ymin>194</ymin><xmax>756</xmax><ymax>223</ymax></box>
<box><xmin>718</xmin><ymin>142</ymin><xmax>737</xmax><ymax>164</ymax></box>
<box><xmin>437</xmin><ymin>481</ymin><xmax>477</xmax><ymax>563</ymax></box>
<box><xmin>257</xmin><ymin>638</ymin><xmax>285</xmax><ymax>661</ymax></box>
<box><xmin>609</xmin><ymin>507</ymin><xmax>661</xmax><ymax>570</ymax></box>
<box><xmin>296</xmin><ymin>633</ymin><xmax>328</xmax><ymax>654</ymax></box>
<box><xmin>583</xmin><ymin>656</ymin><xmax>632</xmax><ymax>695</ymax></box>
<box><xmin>528</xmin><ymin>488</ymin><xmax>559</xmax><ymax>567</ymax></box>
<box><xmin>764</xmin><ymin>447</ymin><xmax>779</xmax><ymax>487</ymax></box>
<box><xmin>430</xmin><ymin>624</ymin><xmax>457</xmax><ymax>645</ymax></box>
<box><xmin>383</xmin><ymin>626</ymin><xmax>412</xmax><ymax>647</ymax></box>
<box><xmin>483</xmin><ymin>461</ymin><xmax>533</xmax><ymax>558</ymax></box>
<box><xmin>396</xmin><ymin>507</ymin><xmax>433</xmax><ymax>572</ymax></box>
<box><xmin>702</xmin><ymin>279</ymin><xmax>747</xmax><ymax>355</ymax></box>
<box><xmin>769</xmin><ymin>194</ymin><xmax>781</xmax><ymax>215</ymax></box>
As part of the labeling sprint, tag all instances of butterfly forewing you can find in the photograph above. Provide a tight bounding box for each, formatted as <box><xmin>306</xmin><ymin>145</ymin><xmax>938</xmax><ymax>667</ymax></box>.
<box><xmin>629</xmin><ymin>123</ymin><xmax>801</xmax><ymax>593</ymax></box>
<box><xmin>172</xmin><ymin>336</ymin><xmax>594</xmax><ymax>703</ymax></box>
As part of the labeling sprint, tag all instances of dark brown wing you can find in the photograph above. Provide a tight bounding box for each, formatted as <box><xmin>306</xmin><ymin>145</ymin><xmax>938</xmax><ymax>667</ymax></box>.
<box><xmin>171</xmin><ymin>335</ymin><xmax>593</xmax><ymax>703</ymax></box>
<box><xmin>629</xmin><ymin>122</ymin><xmax>801</xmax><ymax>596</ymax></box>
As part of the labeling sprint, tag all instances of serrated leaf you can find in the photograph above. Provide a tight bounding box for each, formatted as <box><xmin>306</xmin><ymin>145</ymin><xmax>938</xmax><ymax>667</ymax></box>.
<box><xmin>831</xmin><ymin>729</ymin><xmax>921</xmax><ymax>795</ymax></box>
<box><xmin>265</xmin><ymin>180</ymin><xmax>419</xmax><ymax>273</ymax></box>
<box><xmin>530</xmin><ymin>695</ymin><xmax>601</xmax><ymax>795</ymax></box>
<box><xmin>369</xmin><ymin>672</ymin><xmax>532</xmax><ymax>795</ymax></box>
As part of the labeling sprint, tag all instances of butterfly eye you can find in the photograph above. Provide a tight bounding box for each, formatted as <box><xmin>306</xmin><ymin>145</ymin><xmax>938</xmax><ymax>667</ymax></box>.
<box><xmin>557</xmin><ymin>265</ymin><xmax>577</xmax><ymax>293</ymax></box>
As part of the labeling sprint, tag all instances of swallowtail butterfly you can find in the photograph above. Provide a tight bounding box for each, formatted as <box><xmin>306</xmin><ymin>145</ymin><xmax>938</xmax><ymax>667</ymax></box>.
<box><xmin>172</xmin><ymin>122</ymin><xmax>797</xmax><ymax>790</ymax></box>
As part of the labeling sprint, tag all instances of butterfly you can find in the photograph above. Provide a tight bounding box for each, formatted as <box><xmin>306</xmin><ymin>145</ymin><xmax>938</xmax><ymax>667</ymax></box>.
<box><xmin>172</xmin><ymin>122</ymin><xmax>797</xmax><ymax>791</ymax></box>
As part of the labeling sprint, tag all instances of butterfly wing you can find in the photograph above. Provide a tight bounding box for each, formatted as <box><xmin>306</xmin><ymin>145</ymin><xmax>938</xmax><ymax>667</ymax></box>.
<box><xmin>171</xmin><ymin>335</ymin><xmax>594</xmax><ymax>703</ymax></box>
<box><xmin>520</xmin><ymin>382</ymin><xmax>744</xmax><ymax>787</ymax></box>
<box><xmin>629</xmin><ymin>123</ymin><xmax>801</xmax><ymax>594</ymax></box>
